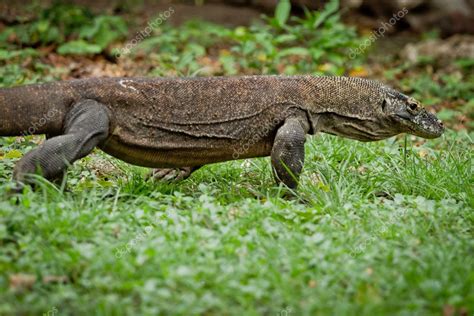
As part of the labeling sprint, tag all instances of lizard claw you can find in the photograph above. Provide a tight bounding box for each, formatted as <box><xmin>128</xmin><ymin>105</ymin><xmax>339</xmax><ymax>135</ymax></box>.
<box><xmin>6</xmin><ymin>178</ymin><xmax>26</xmax><ymax>194</ymax></box>
<box><xmin>149</xmin><ymin>167</ymin><xmax>195</xmax><ymax>182</ymax></box>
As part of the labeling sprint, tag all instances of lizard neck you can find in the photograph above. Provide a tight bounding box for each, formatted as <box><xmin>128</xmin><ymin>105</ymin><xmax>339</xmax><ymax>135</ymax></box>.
<box><xmin>298</xmin><ymin>76</ymin><xmax>399</xmax><ymax>141</ymax></box>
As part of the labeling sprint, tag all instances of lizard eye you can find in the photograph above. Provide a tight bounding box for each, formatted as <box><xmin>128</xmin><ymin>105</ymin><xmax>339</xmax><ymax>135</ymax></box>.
<box><xmin>407</xmin><ymin>100</ymin><xmax>421</xmax><ymax>115</ymax></box>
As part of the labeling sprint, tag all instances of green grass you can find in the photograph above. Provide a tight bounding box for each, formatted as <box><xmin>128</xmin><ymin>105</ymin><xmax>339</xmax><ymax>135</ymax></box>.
<box><xmin>0</xmin><ymin>131</ymin><xmax>472</xmax><ymax>315</ymax></box>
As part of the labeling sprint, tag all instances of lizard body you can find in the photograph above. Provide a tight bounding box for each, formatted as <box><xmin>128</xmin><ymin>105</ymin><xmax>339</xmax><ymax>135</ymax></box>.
<box><xmin>0</xmin><ymin>76</ymin><xmax>444</xmax><ymax>189</ymax></box>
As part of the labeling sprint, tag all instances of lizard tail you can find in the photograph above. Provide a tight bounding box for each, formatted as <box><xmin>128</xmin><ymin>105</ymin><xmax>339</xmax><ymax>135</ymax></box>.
<box><xmin>0</xmin><ymin>82</ymin><xmax>70</xmax><ymax>136</ymax></box>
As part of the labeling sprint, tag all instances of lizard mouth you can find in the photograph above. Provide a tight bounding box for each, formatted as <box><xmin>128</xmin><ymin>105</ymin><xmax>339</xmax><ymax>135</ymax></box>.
<box><xmin>396</xmin><ymin>111</ymin><xmax>444</xmax><ymax>139</ymax></box>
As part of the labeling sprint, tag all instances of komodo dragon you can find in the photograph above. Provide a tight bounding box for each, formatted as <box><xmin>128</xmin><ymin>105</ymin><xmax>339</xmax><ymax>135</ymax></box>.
<box><xmin>0</xmin><ymin>76</ymin><xmax>444</xmax><ymax>190</ymax></box>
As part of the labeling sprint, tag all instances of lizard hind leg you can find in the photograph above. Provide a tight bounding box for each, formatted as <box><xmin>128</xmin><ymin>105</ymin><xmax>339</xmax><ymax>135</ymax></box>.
<box><xmin>13</xmin><ymin>99</ymin><xmax>110</xmax><ymax>187</ymax></box>
<box><xmin>149</xmin><ymin>166</ymin><xmax>201</xmax><ymax>182</ymax></box>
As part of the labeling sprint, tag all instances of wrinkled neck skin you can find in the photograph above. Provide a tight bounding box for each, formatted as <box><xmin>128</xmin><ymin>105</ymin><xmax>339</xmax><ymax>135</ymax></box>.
<box><xmin>312</xmin><ymin>113</ymin><xmax>400</xmax><ymax>142</ymax></box>
<box><xmin>298</xmin><ymin>76</ymin><xmax>403</xmax><ymax>142</ymax></box>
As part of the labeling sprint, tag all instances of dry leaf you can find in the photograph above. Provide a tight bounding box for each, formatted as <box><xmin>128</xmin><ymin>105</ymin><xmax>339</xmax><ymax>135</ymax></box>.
<box><xmin>4</xmin><ymin>149</ymin><xmax>23</xmax><ymax>159</ymax></box>
<box><xmin>349</xmin><ymin>67</ymin><xmax>369</xmax><ymax>77</ymax></box>
<box><xmin>443</xmin><ymin>305</ymin><xmax>455</xmax><ymax>316</ymax></box>
<box><xmin>418</xmin><ymin>149</ymin><xmax>429</xmax><ymax>158</ymax></box>
<box><xmin>9</xmin><ymin>273</ymin><xmax>36</xmax><ymax>290</ymax></box>
<box><xmin>42</xmin><ymin>275</ymin><xmax>68</xmax><ymax>284</ymax></box>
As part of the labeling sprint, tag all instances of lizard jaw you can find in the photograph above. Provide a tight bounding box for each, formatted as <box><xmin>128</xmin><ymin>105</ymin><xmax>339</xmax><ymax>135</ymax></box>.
<box><xmin>395</xmin><ymin>110</ymin><xmax>445</xmax><ymax>139</ymax></box>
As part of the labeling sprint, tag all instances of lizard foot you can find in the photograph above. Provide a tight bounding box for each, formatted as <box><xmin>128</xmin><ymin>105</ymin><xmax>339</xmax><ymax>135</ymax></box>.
<box><xmin>149</xmin><ymin>167</ymin><xmax>196</xmax><ymax>182</ymax></box>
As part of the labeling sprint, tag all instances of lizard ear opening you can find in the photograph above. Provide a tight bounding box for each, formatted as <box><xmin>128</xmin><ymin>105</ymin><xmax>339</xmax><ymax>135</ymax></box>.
<box><xmin>381</xmin><ymin>99</ymin><xmax>388</xmax><ymax>112</ymax></box>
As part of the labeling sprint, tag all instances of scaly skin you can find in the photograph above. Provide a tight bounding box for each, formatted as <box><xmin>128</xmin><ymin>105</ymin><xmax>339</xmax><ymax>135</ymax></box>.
<box><xmin>0</xmin><ymin>76</ymin><xmax>444</xmax><ymax>190</ymax></box>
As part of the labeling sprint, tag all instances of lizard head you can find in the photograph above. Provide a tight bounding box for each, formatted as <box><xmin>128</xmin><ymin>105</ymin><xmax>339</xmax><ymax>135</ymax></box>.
<box><xmin>305</xmin><ymin>77</ymin><xmax>445</xmax><ymax>141</ymax></box>
<box><xmin>382</xmin><ymin>90</ymin><xmax>444</xmax><ymax>139</ymax></box>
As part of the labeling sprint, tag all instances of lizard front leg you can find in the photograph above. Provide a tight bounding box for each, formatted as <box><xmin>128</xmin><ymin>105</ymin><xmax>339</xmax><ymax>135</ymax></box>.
<box><xmin>45</xmin><ymin>134</ymin><xmax>67</xmax><ymax>186</ymax></box>
<box><xmin>271</xmin><ymin>116</ymin><xmax>308</xmax><ymax>190</ymax></box>
<box><xmin>13</xmin><ymin>99</ymin><xmax>110</xmax><ymax>186</ymax></box>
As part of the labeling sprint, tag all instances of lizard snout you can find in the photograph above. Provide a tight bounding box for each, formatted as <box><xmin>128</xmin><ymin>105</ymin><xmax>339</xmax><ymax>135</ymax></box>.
<box><xmin>413</xmin><ymin>110</ymin><xmax>445</xmax><ymax>139</ymax></box>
